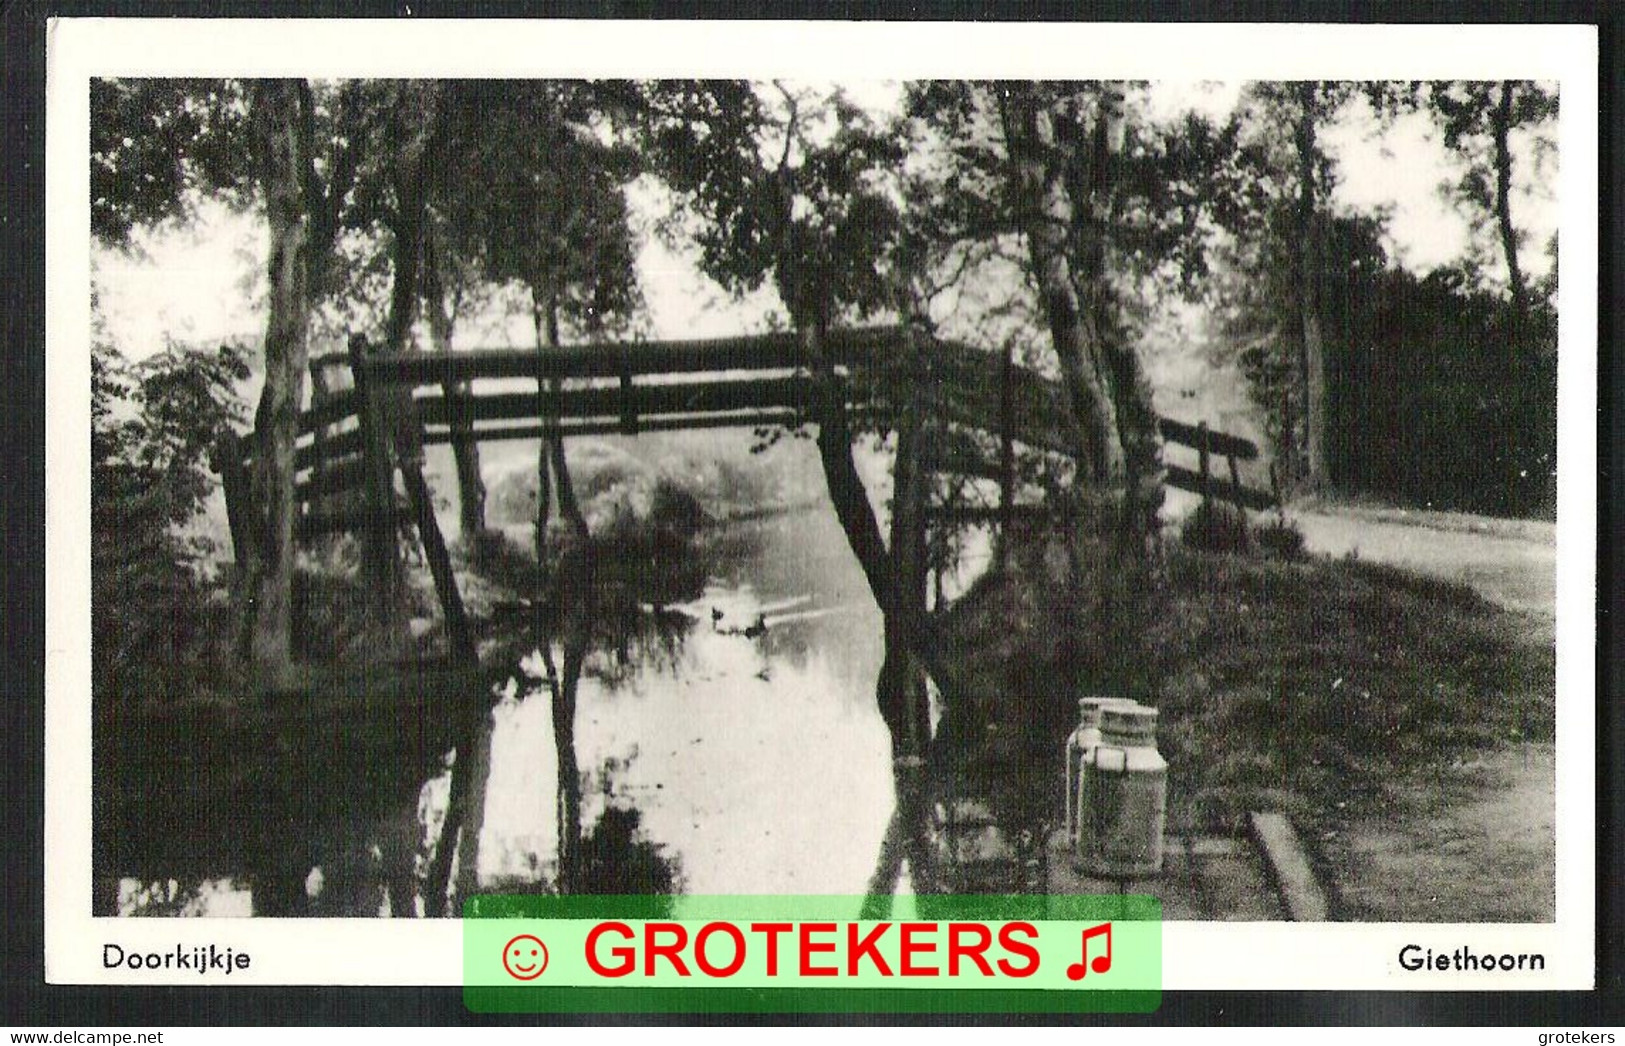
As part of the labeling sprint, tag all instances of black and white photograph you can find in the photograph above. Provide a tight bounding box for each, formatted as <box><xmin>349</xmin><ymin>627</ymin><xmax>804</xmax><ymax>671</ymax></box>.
<box><xmin>43</xmin><ymin>19</ymin><xmax>1598</xmax><ymax>992</ymax></box>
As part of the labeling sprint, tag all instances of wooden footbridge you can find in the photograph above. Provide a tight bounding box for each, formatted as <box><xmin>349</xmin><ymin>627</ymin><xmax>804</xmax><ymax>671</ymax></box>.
<box><xmin>101</xmin><ymin>325</ymin><xmax>1276</xmax><ymax>914</ymax></box>
<box><xmin>221</xmin><ymin>325</ymin><xmax>1275</xmax><ymax>560</ymax></box>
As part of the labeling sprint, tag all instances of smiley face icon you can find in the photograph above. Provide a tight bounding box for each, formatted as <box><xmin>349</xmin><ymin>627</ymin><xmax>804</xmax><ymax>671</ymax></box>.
<box><xmin>501</xmin><ymin>934</ymin><xmax>549</xmax><ymax>980</ymax></box>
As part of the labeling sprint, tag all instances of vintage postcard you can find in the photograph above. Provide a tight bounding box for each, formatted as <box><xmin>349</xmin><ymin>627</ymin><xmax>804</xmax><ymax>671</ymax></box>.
<box><xmin>44</xmin><ymin>18</ymin><xmax>1598</xmax><ymax>998</ymax></box>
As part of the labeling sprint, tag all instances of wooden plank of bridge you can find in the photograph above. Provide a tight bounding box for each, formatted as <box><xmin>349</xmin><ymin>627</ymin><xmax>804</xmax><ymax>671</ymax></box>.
<box><xmin>352</xmin><ymin>327</ymin><xmax>1075</xmax><ymax>463</ymax></box>
<box><xmin>412</xmin><ymin>374</ymin><xmax>814</xmax><ymax>427</ymax></box>
<box><xmin>1248</xmin><ymin>811</ymin><xmax>1331</xmax><ymax>922</ymax></box>
<box><xmin>297</xmin><ymin>452</ymin><xmax>369</xmax><ymax>501</ymax></box>
<box><xmin>308</xmin><ymin>358</ymin><xmax>331</xmax><ymax>518</ymax></box>
<box><xmin>1158</xmin><ymin>416</ymin><xmax>1259</xmax><ymax>460</ymax></box>
<box><xmin>296</xmin><ymin>425</ymin><xmax>363</xmax><ymax>471</ymax></box>
<box><xmin>299</xmin><ymin>388</ymin><xmax>362</xmax><ymax>436</ymax></box>
<box><xmin>1163</xmin><ymin>465</ymin><xmax>1277</xmax><ymax>512</ymax></box>
<box><xmin>927</xmin><ymin>503</ymin><xmax>1049</xmax><ymax>524</ymax></box>
<box><xmin>296</xmin><ymin>331</ymin><xmax>1282</xmax><ymax>531</ymax></box>
<box><xmin>419</xmin><ymin>408</ymin><xmax>809</xmax><ymax>446</ymax></box>
<box><xmin>1160</xmin><ymin>417</ymin><xmax>1276</xmax><ymax>512</ymax></box>
<box><xmin>307</xmin><ymin>352</ymin><xmax>353</xmax><ymax>522</ymax></box>
<box><xmin>353</xmin><ymin>327</ymin><xmax>914</xmax><ymax>386</ymax></box>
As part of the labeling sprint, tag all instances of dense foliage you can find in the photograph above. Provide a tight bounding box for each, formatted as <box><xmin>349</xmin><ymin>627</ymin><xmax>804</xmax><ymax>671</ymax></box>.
<box><xmin>90</xmin><ymin>77</ymin><xmax>1564</xmax><ymax>681</ymax></box>
<box><xmin>1224</xmin><ymin>211</ymin><xmax>1557</xmax><ymax>516</ymax></box>
<box><xmin>91</xmin><ymin>336</ymin><xmax>249</xmax><ymax>701</ymax></box>
<box><xmin>1333</xmin><ymin>266</ymin><xmax>1556</xmax><ymax>516</ymax></box>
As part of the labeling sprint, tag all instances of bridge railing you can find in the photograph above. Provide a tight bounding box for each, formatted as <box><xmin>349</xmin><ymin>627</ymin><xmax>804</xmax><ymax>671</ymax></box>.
<box><xmin>216</xmin><ymin>330</ymin><xmax>1276</xmax><ymax>546</ymax></box>
<box><xmin>1157</xmin><ymin>417</ymin><xmax>1278</xmax><ymax>512</ymax></box>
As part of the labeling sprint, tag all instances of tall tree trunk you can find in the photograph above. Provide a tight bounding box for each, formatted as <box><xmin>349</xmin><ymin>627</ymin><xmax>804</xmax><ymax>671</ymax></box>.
<box><xmin>1084</xmin><ymin>84</ymin><xmax>1165</xmax><ymax>551</ymax></box>
<box><xmin>997</xmin><ymin>85</ymin><xmax>1124</xmax><ymax>489</ymax></box>
<box><xmin>869</xmin><ymin>350</ymin><xmax>934</xmax><ymax>909</ymax></box>
<box><xmin>809</xmin><ymin>300</ymin><xmax>935</xmax><ymax>914</ymax></box>
<box><xmin>1294</xmin><ymin>82</ymin><xmax>1330</xmax><ymax>493</ymax></box>
<box><xmin>238</xmin><ymin>81</ymin><xmax>317</xmax><ymax>683</ymax></box>
<box><xmin>765</xmin><ymin>108</ymin><xmax>963</xmax><ymax>712</ymax></box>
<box><xmin>233</xmin><ymin>79</ymin><xmax>359</xmax><ymax>678</ymax></box>
<box><xmin>445</xmin><ymin>695</ymin><xmax>494</xmax><ymax>916</ymax></box>
<box><xmin>422</xmin><ymin>227</ymin><xmax>488</xmax><ymax>546</ymax></box>
<box><xmin>794</xmin><ymin>316</ymin><xmax>965</xmax><ymax>711</ymax></box>
<box><xmin>532</xmin><ymin>291</ymin><xmax>588</xmax><ymax>893</ymax></box>
<box><xmin>1493</xmin><ymin>80</ymin><xmax>1528</xmax><ymax>324</ymax></box>
<box><xmin>545</xmin><ymin>390</ymin><xmax>588</xmax><ymax>897</ymax></box>
<box><xmin>380</xmin><ymin>101</ymin><xmax>437</xmax><ymax>465</ymax></box>
<box><xmin>995</xmin><ymin>337</ymin><xmax>1016</xmax><ymax>571</ymax></box>
<box><xmin>350</xmin><ymin>152</ymin><xmax>436</xmax><ymax>658</ymax></box>
<box><xmin>384</xmin><ymin>188</ymin><xmax>424</xmax><ymax>358</ymax></box>
<box><xmin>1103</xmin><ymin>334</ymin><xmax>1166</xmax><ymax>549</ymax></box>
<box><xmin>878</xmin><ymin>348</ymin><xmax>932</xmax><ymax>762</ymax></box>
<box><xmin>451</xmin><ymin>710</ymin><xmax>495</xmax><ymax>907</ymax></box>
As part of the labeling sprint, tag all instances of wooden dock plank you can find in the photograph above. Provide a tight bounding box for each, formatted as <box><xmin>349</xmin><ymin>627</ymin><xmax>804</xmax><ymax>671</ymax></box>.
<box><xmin>1247</xmin><ymin>811</ymin><xmax>1331</xmax><ymax>922</ymax></box>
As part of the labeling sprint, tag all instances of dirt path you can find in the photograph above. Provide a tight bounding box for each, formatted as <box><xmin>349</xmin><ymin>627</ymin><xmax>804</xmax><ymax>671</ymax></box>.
<box><xmin>1293</xmin><ymin>507</ymin><xmax>1556</xmax><ymax>625</ymax></box>
<box><xmin>1329</xmin><ymin>743</ymin><xmax>1556</xmax><ymax>922</ymax></box>
<box><xmin>1289</xmin><ymin>504</ymin><xmax>1558</xmax><ymax>922</ymax></box>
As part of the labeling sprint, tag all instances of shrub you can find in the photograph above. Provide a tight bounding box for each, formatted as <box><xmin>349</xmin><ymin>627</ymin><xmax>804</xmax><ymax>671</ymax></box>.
<box><xmin>648</xmin><ymin>478</ymin><xmax>710</xmax><ymax>539</ymax></box>
<box><xmin>1253</xmin><ymin>514</ymin><xmax>1307</xmax><ymax>560</ymax></box>
<box><xmin>92</xmin><ymin>339</ymin><xmax>249</xmax><ymax>703</ymax></box>
<box><xmin>575</xmin><ymin>806</ymin><xmax>679</xmax><ymax>900</ymax></box>
<box><xmin>1180</xmin><ymin>500</ymin><xmax>1253</xmax><ymax>554</ymax></box>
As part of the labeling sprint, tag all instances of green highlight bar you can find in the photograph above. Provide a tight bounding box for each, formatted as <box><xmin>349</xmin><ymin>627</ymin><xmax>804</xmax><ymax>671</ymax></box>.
<box><xmin>463</xmin><ymin>895</ymin><xmax>1161</xmax><ymax>1014</ymax></box>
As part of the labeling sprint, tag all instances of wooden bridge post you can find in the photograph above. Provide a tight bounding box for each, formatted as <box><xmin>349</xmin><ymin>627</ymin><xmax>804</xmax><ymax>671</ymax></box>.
<box><xmin>398</xmin><ymin>461</ymin><xmax>475</xmax><ymax>664</ymax></box>
<box><xmin>1197</xmin><ymin>420</ymin><xmax>1212</xmax><ymax>510</ymax></box>
<box><xmin>399</xmin><ymin>441</ymin><xmax>484</xmax><ymax>913</ymax></box>
<box><xmin>378</xmin><ymin>347</ymin><xmax>483</xmax><ymax>915</ymax></box>
<box><xmin>618</xmin><ymin>349</ymin><xmax>639</xmax><ymax>436</ymax></box>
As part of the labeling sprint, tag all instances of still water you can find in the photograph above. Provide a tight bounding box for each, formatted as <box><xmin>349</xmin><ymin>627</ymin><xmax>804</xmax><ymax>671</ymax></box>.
<box><xmin>118</xmin><ymin>433</ymin><xmax>993</xmax><ymax>914</ymax></box>
<box><xmin>474</xmin><ymin>505</ymin><xmax>896</xmax><ymax>897</ymax></box>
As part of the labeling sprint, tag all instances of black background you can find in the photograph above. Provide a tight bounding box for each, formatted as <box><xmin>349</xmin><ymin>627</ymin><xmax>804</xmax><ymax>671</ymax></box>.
<box><xmin>2</xmin><ymin>0</ymin><xmax>1619</xmax><ymax>1027</ymax></box>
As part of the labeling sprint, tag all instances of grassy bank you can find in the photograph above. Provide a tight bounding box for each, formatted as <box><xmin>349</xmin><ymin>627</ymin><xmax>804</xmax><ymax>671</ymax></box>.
<box><xmin>931</xmin><ymin>522</ymin><xmax>1556</xmax><ymax>844</ymax></box>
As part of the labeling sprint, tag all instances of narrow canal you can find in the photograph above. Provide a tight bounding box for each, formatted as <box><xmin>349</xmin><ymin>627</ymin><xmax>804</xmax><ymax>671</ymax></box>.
<box><xmin>116</xmin><ymin>429</ymin><xmax>997</xmax><ymax>914</ymax></box>
<box><xmin>473</xmin><ymin>498</ymin><xmax>898</xmax><ymax>896</ymax></box>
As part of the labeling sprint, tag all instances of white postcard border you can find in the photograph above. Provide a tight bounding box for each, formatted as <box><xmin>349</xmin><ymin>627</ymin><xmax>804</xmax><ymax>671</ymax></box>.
<box><xmin>44</xmin><ymin>17</ymin><xmax>1600</xmax><ymax>992</ymax></box>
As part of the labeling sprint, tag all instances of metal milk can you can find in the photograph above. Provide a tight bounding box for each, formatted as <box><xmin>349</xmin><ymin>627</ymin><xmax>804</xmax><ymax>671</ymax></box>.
<box><xmin>1063</xmin><ymin>697</ymin><xmax>1107</xmax><ymax>846</ymax></box>
<box><xmin>1087</xmin><ymin>704</ymin><xmax>1168</xmax><ymax>880</ymax></box>
<box><xmin>1064</xmin><ymin>697</ymin><xmax>1138</xmax><ymax>857</ymax></box>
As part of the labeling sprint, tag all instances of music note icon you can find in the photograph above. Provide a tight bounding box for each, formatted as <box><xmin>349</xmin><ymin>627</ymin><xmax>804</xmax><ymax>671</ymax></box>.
<box><xmin>1065</xmin><ymin>922</ymin><xmax>1112</xmax><ymax>981</ymax></box>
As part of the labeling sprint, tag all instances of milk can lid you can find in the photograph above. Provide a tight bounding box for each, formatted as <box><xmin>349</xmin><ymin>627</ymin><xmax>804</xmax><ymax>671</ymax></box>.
<box><xmin>1100</xmin><ymin>704</ymin><xmax>1158</xmax><ymax>744</ymax></box>
<box><xmin>1078</xmin><ymin>695</ymin><xmax>1138</xmax><ymax>712</ymax></box>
